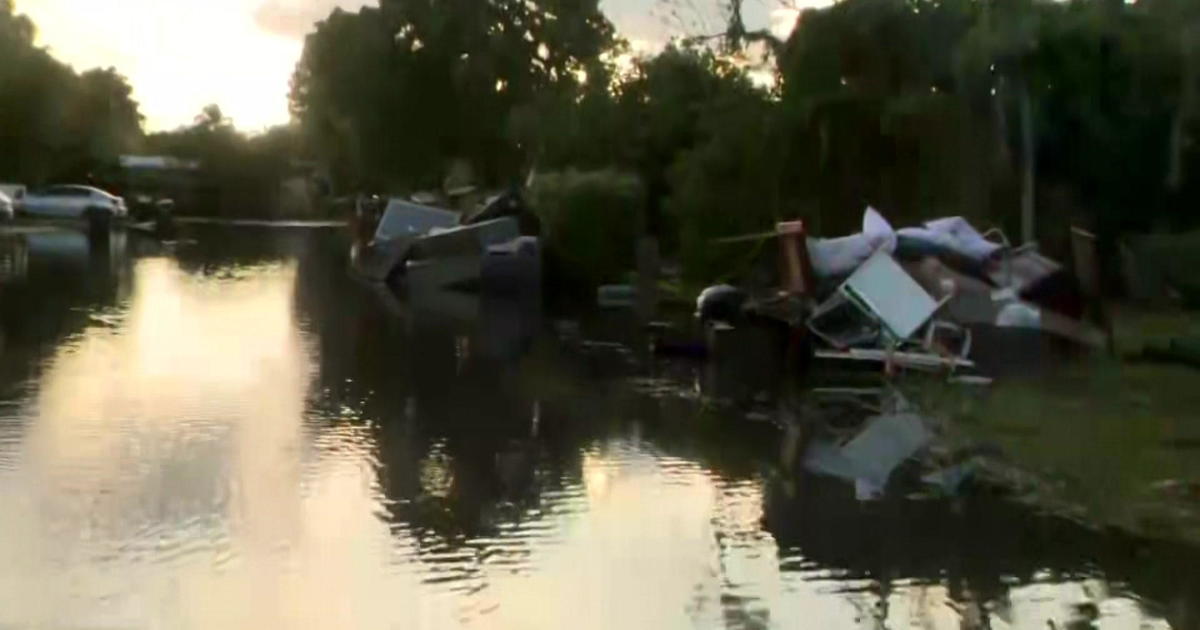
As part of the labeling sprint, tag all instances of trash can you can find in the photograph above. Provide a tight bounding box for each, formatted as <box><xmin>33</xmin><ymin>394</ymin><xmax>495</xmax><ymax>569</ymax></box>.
<box><xmin>84</xmin><ymin>207</ymin><xmax>112</xmax><ymax>240</ymax></box>
<box><xmin>154</xmin><ymin>199</ymin><xmax>177</xmax><ymax>239</ymax></box>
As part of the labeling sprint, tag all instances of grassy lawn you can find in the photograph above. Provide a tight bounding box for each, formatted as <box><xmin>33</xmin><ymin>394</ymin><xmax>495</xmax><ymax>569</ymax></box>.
<box><xmin>915</xmin><ymin>308</ymin><xmax>1200</xmax><ymax>543</ymax></box>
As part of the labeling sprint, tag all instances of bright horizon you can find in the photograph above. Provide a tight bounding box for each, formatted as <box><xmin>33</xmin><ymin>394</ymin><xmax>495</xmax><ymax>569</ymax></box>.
<box><xmin>14</xmin><ymin>0</ymin><xmax>812</xmax><ymax>133</ymax></box>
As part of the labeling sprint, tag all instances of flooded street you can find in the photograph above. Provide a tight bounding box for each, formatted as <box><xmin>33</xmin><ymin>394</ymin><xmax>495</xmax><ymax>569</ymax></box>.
<box><xmin>0</xmin><ymin>226</ymin><xmax>1193</xmax><ymax>629</ymax></box>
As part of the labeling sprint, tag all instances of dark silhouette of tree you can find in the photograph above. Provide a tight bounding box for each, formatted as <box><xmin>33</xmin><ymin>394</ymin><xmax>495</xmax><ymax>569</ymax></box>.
<box><xmin>0</xmin><ymin>1</ymin><xmax>142</xmax><ymax>185</ymax></box>
<box><xmin>4</xmin><ymin>0</ymin><xmax>1200</xmax><ymax>271</ymax></box>
<box><xmin>145</xmin><ymin>106</ymin><xmax>306</xmax><ymax>217</ymax></box>
<box><xmin>290</xmin><ymin>0</ymin><xmax>616</xmax><ymax>192</ymax></box>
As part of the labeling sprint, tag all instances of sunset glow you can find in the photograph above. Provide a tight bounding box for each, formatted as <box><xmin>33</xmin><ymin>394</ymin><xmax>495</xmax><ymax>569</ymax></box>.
<box><xmin>14</xmin><ymin>0</ymin><xmax>352</xmax><ymax>131</ymax></box>
<box><xmin>13</xmin><ymin>0</ymin><xmax>797</xmax><ymax>132</ymax></box>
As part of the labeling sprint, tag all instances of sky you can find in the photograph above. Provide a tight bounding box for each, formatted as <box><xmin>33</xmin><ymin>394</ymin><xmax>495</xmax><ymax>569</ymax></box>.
<box><xmin>14</xmin><ymin>0</ymin><xmax>821</xmax><ymax>133</ymax></box>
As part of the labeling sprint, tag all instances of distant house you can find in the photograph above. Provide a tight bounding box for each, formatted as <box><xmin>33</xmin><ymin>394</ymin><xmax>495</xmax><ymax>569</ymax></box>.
<box><xmin>118</xmin><ymin>155</ymin><xmax>202</xmax><ymax>172</ymax></box>
<box><xmin>116</xmin><ymin>155</ymin><xmax>203</xmax><ymax>212</ymax></box>
<box><xmin>115</xmin><ymin>155</ymin><xmax>332</xmax><ymax>217</ymax></box>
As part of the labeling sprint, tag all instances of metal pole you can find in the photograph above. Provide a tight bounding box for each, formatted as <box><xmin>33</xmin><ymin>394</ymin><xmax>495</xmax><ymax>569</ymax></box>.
<box><xmin>1019</xmin><ymin>81</ymin><xmax>1036</xmax><ymax>246</ymax></box>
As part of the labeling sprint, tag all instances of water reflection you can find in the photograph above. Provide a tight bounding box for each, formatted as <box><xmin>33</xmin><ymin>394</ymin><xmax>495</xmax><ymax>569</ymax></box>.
<box><xmin>0</xmin><ymin>235</ymin><xmax>28</xmax><ymax>284</ymax></box>
<box><xmin>0</xmin><ymin>226</ymin><xmax>1186</xmax><ymax>629</ymax></box>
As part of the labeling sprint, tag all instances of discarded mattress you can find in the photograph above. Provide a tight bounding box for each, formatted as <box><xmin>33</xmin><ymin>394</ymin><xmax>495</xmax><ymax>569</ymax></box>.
<box><xmin>375</xmin><ymin>199</ymin><xmax>459</xmax><ymax>242</ymax></box>
<box><xmin>402</xmin><ymin>220</ymin><xmax>539</xmax><ymax>294</ymax></box>
<box><xmin>896</xmin><ymin>216</ymin><xmax>1005</xmax><ymax>263</ymax></box>
<box><xmin>359</xmin><ymin>202</ymin><xmax>541</xmax><ymax>295</ymax></box>
<box><xmin>806</xmin><ymin>207</ymin><xmax>897</xmax><ymax>279</ymax></box>
<box><xmin>409</xmin><ymin>216</ymin><xmax>522</xmax><ymax>259</ymax></box>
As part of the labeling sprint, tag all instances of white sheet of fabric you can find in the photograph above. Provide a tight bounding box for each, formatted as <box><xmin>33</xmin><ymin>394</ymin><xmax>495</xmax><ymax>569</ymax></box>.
<box><xmin>996</xmin><ymin>301</ymin><xmax>1042</xmax><ymax>328</ymax></box>
<box><xmin>807</xmin><ymin>207</ymin><xmax>897</xmax><ymax>279</ymax></box>
<box><xmin>896</xmin><ymin>226</ymin><xmax>960</xmax><ymax>252</ymax></box>
<box><xmin>897</xmin><ymin>216</ymin><xmax>1004</xmax><ymax>262</ymax></box>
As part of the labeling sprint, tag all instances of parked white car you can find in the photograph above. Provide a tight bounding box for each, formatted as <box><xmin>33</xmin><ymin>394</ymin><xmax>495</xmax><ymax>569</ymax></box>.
<box><xmin>0</xmin><ymin>191</ymin><xmax>13</xmax><ymax>221</ymax></box>
<box><xmin>21</xmin><ymin>185</ymin><xmax>127</xmax><ymax>219</ymax></box>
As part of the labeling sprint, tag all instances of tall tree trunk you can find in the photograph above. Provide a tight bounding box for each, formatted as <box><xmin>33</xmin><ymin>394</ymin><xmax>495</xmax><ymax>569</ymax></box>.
<box><xmin>1019</xmin><ymin>80</ymin><xmax>1036</xmax><ymax>245</ymax></box>
<box><xmin>1167</xmin><ymin>24</ymin><xmax>1197</xmax><ymax>196</ymax></box>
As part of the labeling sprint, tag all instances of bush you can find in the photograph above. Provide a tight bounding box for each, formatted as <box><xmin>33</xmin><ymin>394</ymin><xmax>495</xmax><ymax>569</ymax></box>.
<box><xmin>668</xmin><ymin>90</ymin><xmax>781</xmax><ymax>285</ymax></box>
<box><xmin>528</xmin><ymin>169</ymin><xmax>644</xmax><ymax>287</ymax></box>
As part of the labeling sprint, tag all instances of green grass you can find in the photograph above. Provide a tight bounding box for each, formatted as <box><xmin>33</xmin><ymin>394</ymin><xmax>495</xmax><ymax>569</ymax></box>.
<box><xmin>915</xmin><ymin>347</ymin><xmax>1200</xmax><ymax>544</ymax></box>
<box><xmin>1110</xmin><ymin>305</ymin><xmax>1200</xmax><ymax>356</ymax></box>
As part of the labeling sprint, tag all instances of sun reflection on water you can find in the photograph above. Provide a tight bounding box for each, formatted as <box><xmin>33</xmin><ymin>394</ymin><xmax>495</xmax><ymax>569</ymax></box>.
<box><xmin>0</xmin><ymin>246</ymin><xmax>1179</xmax><ymax>630</ymax></box>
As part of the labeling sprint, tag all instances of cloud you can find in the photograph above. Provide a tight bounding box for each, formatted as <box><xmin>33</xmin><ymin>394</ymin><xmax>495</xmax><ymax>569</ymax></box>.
<box><xmin>253</xmin><ymin>0</ymin><xmax>371</xmax><ymax>40</ymax></box>
<box><xmin>770</xmin><ymin>9</ymin><xmax>800</xmax><ymax>40</ymax></box>
<box><xmin>771</xmin><ymin>0</ymin><xmax>836</xmax><ymax>40</ymax></box>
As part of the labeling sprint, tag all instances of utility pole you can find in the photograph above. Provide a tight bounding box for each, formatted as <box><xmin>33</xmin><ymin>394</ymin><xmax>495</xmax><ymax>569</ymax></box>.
<box><xmin>1019</xmin><ymin>80</ymin><xmax>1036</xmax><ymax>246</ymax></box>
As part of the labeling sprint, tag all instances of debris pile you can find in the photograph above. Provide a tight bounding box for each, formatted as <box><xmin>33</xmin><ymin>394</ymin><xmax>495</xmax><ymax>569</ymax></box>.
<box><xmin>350</xmin><ymin>191</ymin><xmax>542</xmax><ymax>296</ymax></box>
<box><xmin>706</xmin><ymin>208</ymin><xmax>1109</xmax><ymax>379</ymax></box>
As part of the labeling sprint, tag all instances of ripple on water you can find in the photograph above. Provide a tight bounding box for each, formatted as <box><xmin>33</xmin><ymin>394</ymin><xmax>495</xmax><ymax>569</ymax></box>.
<box><xmin>0</xmin><ymin>409</ymin><xmax>23</xmax><ymax>472</ymax></box>
<box><xmin>0</xmin><ymin>240</ymin><xmax>1186</xmax><ymax>630</ymax></box>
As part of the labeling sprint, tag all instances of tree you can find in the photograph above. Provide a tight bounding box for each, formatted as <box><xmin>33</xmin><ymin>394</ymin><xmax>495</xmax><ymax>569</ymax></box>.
<box><xmin>145</xmin><ymin>106</ymin><xmax>307</xmax><ymax>217</ymax></box>
<box><xmin>290</xmin><ymin>0</ymin><xmax>617</xmax><ymax>192</ymax></box>
<box><xmin>665</xmin><ymin>66</ymin><xmax>779</xmax><ymax>282</ymax></box>
<box><xmin>1145</xmin><ymin>0</ymin><xmax>1200</xmax><ymax>213</ymax></box>
<box><xmin>622</xmin><ymin>46</ymin><xmax>770</xmax><ymax>242</ymax></box>
<box><xmin>193</xmin><ymin>104</ymin><xmax>230</xmax><ymax>132</ymax></box>
<box><xmin>773</xmin><ymin>0</ymin><xmax>983</xmax><ymax>232</ymax></box>
<box><xmin>68</xmin><ymin>68</ymin><xmax>144</xmax><ymax>169</ymax></box>
<box><xmin>285</xmin><ymin>0</ymin><xmax>1200</xmax><ymax>281</ymax></box>
<box><xmin>0</xmin><ymin>0</ymin><xmax>142</xmax><ymax>184</ymax></box>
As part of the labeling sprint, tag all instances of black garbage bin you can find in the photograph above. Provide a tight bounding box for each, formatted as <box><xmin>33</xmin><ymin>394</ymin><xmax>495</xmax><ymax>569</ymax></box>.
<box><xmin>84</xmin><ymin>206</ymin><xmax>112</xmax><ymax>240</ymax></box>
<box><xmin>154</xmin><ymin>199</ymin><xmax>177</xmax><ymax>239</ymax></box>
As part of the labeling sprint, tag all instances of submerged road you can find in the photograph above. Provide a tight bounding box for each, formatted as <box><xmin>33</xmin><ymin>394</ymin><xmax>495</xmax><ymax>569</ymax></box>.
<box><xmin>0</xmin><ymin>224</ymin><xmax>1188</xmax><ymax>629</ymax></box>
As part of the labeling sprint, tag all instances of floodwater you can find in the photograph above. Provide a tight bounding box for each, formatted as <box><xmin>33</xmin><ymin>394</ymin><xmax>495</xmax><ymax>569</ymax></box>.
<box><xmin>0</xmin><ymin>226</ymin><xmax>1193</xmax><ymax>629</ymax></box>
